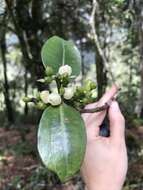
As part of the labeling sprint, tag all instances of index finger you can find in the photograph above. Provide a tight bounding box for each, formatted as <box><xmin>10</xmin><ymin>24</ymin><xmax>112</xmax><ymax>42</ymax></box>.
<box><xmin>98</xmin><ymin>84</ymin><xmax>119</xmax><ymax>107</ymax></box>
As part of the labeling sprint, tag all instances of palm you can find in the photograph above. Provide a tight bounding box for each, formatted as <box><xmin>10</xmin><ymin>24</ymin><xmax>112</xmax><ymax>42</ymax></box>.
<box><xmin>80</xmin><ymin>85</ymin><xmax>128</xmax><ymax>190</ymax></box>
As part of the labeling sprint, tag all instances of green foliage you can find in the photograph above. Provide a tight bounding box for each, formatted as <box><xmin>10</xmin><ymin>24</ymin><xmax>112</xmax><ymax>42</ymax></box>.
<box><xmin>24</xmin><ymin>35</ymin><xmax>98</xmax><ymax>182</ymax></box>
<box><xmin>11</xmin><ymin>176</ymin><xmax>22</xmax><ymax>189</ymax></box>
<box><xmin>126</xmin><ymin>131</ymin><xmax>141</xmax><ymax>161</ymax></box>
<box><xmin>41</xmin><ymin>36</ymin><xmax>81</xmax><ymax>76</ymax></box>
<box><xmin>113</xmin><ymin>0</ymin><xmax>124</xmax><ymax>4</ymax></box>
<box><xmin>132</xmin><ymin>118</ymin><xmax>143</xmax><ymax>127</ymax></box>
<box><xmin>11</xmin><ymin>141</ymin><xmax>36</xmax><ymax>156</ymax></box>
<box><xmin>1</xmin><ymin>0</ymin><xmax>143</xmax><ymax>187</ymax></box>
<box><xmin>38</xmin><ymin>103</ymin><xmax>86</xmax><ymax>182</ymax></box>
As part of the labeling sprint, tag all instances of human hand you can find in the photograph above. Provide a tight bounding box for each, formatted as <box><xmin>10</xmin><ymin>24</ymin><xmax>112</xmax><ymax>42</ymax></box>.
<box><xmin>81</xmin><ymin>85</ymin><xmax>128</xmax><ymax>190</ymax></box>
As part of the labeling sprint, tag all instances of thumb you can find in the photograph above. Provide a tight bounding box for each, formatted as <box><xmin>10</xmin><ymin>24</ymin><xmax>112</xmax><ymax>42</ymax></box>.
<box><xmin>108</xmin><ymin>101</ymin><xmax>125</xmax><ymax>144</ymax></box>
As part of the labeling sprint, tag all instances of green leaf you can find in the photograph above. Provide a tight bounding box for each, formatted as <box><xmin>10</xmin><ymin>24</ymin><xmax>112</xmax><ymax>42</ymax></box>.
<box><xmin>38</xmin><ymin>103</ymin><xmax>86</xmax><ymax>182</ymax></box>
<box><xmin>41</xmin><ymin>36</ymin><xmax>81</xmax><ymax>76</ymax></box>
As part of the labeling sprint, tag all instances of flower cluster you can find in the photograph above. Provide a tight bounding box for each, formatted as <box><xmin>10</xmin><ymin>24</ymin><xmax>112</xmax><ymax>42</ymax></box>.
<box><xmin>23</xmin><ymin>65</ymin><xmax>97</xmax><ymax>110</ymax></box>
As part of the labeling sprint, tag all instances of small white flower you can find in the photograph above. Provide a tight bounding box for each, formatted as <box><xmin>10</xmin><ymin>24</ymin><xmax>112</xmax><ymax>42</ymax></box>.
<box><xmin>64</xmin><ymin>87</ymin><xmax>75</xmax><ymax>100</ymax></box>
<box><xmin>48</xmin><ymin>93</ymin><xmax>62</xmax><ymax>106</ymax></box>
<box><xmin>58</xmin><ymin>65</ymin><xmax>72</xmax><ymax>76</ymax></box>
<box><xmin>40</xmin><ymin>90</ymin><xmax>49</xmax><ymax>104</ymax></box>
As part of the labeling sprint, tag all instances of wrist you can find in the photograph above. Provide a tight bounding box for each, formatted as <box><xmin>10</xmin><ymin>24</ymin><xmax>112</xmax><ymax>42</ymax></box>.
<box><xmin>86</xmin><ymin>182</ymin><xmax>123</xmax><ymax>190</ymax></box>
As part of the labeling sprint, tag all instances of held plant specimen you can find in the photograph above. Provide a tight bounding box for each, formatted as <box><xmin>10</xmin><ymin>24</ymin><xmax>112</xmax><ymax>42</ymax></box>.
<box><xmin>23</xmin><ymin>36</ymin><xmax>110</xmax><ymax>182</ymax></box>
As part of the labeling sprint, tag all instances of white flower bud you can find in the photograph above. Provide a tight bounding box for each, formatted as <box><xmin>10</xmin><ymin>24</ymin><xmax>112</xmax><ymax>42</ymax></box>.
<box><xmin>64</xmin><ymin>87</ymin><xmax>75</xmax><ymax>100</ymax></box>
<box><xmin>91</xmin><ymin>89</ymin><xmax>97</xmax><ymax>98</ymax></box>
<box><xmin>58</xmin><ymin>65</ymin><xmax>72</xmax><ymax>76</ymax></box>
<box><xmin>40</xmin><ymin>90</ymin><xmax>49</xmax><ymax>104</ymax></box>
<box><xmin>48</xmin><ymin>93</ymin><xmax>62</xmax><ymax>106</ymax></box>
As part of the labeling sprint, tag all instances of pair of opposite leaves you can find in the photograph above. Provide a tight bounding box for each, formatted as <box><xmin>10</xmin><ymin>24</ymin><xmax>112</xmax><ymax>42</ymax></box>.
<box><xmin>38</xmin><ymin>36</ymin><xmax>87</xmax><ymax>182</ymax></box>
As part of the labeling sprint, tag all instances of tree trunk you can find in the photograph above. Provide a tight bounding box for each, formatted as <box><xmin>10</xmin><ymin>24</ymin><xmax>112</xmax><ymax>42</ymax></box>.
<box><xmin>95</xmin><ymin>47</ymin><xmax>107</xmax><ymax>99</ymax></box>
<box><xmin>1</xmin><ymin>31</ymin><xmax>14</xmax><ymax>124</ymax></box>
<box><xmin>24</xmin><ymin>63</ymin><xmax>28</xmax><ymax>115</ymax></box>
<box><xmin>89</xmin><ymin>0</ymin><xmax>108</xmax><ymax>99</ymax></box>
<box><xmin>5</xmin><ymin>0</ymin><xmax>45</xmax><ymax>91</ymax></box>
<box><xmin>135</xmin><ymin>1</ymin><xmax>143</xmax><ymax>117</ymax></box>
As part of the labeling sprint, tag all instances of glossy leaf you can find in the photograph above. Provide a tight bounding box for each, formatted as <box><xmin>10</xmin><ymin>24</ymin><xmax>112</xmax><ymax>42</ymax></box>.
<box><xmin>38</xmin><ymin>103</ymin><xmax>86</xmax><ymax>182</ymax></box>
<box><xmin>41</xmin><ymin>36</ymin><xmax>81</xmax><ymax>76</ymax></box>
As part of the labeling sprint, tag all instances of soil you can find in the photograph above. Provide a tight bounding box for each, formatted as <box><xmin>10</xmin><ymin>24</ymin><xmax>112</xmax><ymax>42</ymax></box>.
<box><xmin>0</xmin><ymin>126</ymin><xmax>143</xmax><ymax>190</ymax></box>
<box><xmin>0</xmin><ymin>126</ymin><xmax>79</xmax><ymax>190</ymax></box>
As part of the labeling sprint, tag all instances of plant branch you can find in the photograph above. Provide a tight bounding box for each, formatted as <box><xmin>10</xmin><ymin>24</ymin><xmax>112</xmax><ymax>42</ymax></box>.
<box><xmin>81</xmin><ymin>103</ymin><xmax>109</xmax><ymax>113</ymax></box>
<box><xmin>90</xmin><ymin>0</ymin><xmax>115</xmax><ymax>82</ymax></box>
<box><xmin>81</xmin><ymin>97</ymin><xmax>115</xmax><ymax>113</ymax></box>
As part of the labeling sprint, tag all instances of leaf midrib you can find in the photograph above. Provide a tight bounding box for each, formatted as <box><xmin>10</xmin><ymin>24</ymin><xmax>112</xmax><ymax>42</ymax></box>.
<box><xmin>59</xmin><ymin>105</ymin><xmax>69</xmax><ymax>177</ymax></box>
<box><xmin>62</xmin><ymin>41</ymin><xmax>65</xmax><ymax>66</ymax></box>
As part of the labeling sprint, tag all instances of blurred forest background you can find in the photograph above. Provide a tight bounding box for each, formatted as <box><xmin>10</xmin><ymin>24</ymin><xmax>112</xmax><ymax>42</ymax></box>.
<box><xmin>0</xmin><ymin>0</ymin><xmax>143</xmax><ymax>189</ymax></box>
